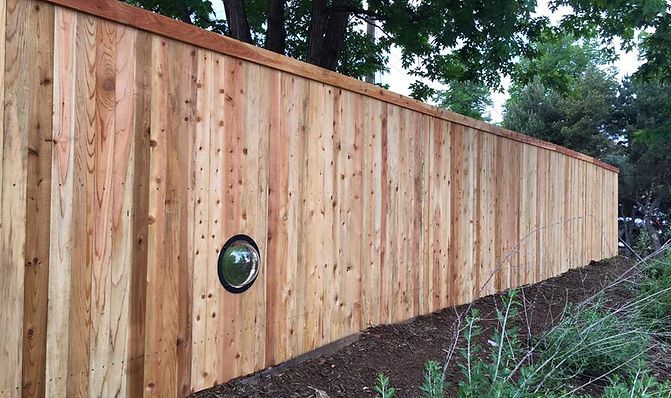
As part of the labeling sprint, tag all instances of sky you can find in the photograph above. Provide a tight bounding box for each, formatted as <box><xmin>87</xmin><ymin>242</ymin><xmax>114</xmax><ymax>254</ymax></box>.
<box><xmin>211</xmin><ymin>1</ymin><xmax>642</xmax><ymax>123</ymax></box>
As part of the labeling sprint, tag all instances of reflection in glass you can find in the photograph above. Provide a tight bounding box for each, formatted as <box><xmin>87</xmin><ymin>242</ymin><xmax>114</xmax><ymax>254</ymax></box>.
<box><xmin>218</xmin><ymin>238</ymin><xmax>260</xmax><ymax>292</ymax></box>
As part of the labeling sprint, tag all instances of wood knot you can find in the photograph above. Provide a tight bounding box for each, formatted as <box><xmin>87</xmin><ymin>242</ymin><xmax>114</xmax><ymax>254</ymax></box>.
<box><xmin>103</xmin><ymin>78</ymin><xmax>115</xmax><ymax>91</ymax></box>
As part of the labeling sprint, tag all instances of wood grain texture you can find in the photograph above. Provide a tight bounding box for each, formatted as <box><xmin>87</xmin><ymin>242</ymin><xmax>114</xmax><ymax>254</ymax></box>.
<box><xmin>66</xmin><ymin>12</ymin><xmax>97</xmax><ymax>398</ymax></box>
<box><xmin>20</xmin><ymin>1</ymin><xmax>55</xmax><ymax>396</ymax></box>
<box><xmin>0</xmin><ymin>1</ymin><xmax>619</xmax><ymax>396</ymax></box>
<box><xmin>2</xmin><ymin>0</ymin><xmax>31</xmax><ymax>395</ymax></box>
<box><xmin>39</xmin><ymin>0</ymin><xmax>618</xmax><ymax>174</ymax></box>
<box><xmin>45</xmin><ymin>7</ymin><xmax>76</xmax><ymax>397</ymax></box>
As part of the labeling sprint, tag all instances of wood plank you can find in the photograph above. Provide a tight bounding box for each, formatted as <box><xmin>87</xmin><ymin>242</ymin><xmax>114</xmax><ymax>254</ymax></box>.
<box><xmin>264</xmin><ymin>68</ymin><xmax>286</xmax><ymax>368</ymax></box>
<box><xmin>419</xmin><ymin>114</ymin><xmax>432</xmax><ymax>314</ymax></box>
<box><xmin>220</xmin><ymin>55</ymin><xmax>244</xmax><ymax>382</ymax></box>
<box><xmin>20</xmin><ymin>0</ymin><xmax>55</xmax><ymax>396</ymax></box>
<box><xmin>475</xmin><ymin>132</ymin><xmax>496</xmax><ymax>297</ymax></box>
<box><xmin>281</xmin><ymin>73</ymin><xmax>308</xmax><ymax>361</ymax></box>
<box><xmin>519</xmin><ymin>145</ymin><xmax>538</xmax><ymax>285</ymax></box>
<box><xmin>384</xmin><ymin>105</ymin><xmax>400</xmax><ymax>321</ymax></box>
<box><xmin>190</xmin><ymin>48</ymin><xmax>213</xmax><ymax>391</ymax></box>
<box><xmin>535</xmin><ymin>150</ymin><xmax>548</xmax><ymax>282</ymax></box>
<box><xmin>1</xmin><ymin>0</ymin><xmax>36</xmax><ymax>394</ymax></box>
<box><xmin>88</xmin><ymin>19</ymin><xmax>116</xmax><ymax>398</ymax></box>
<box><xmin>107</xmin><ymin>23</ymin><xmax>137</xmax><ymax>397</ymax></box>
<box><xmin>430</xmin><ymin>119</ymin><xmax>451</xmax><ymax>310</ymax></box>
<box><xmin>66</xmin><ymin>13</ymin><xmax>97</xmax><ymax>397</ymax></box>
<box><xmin>318</xmin><ymin>84</ymin><xmax>335</xmax><ymax>346</ymax></box>
<box><xmin>45</xmin><ymin>7</ymin><xmax>76</xmax><ymax>397</ymax></box>
<box><xmin>126</xmin><ymin>29</ymin><xmax>151</xmax><ymax>398</ymax></box>
<box><xmin>143</xmin><ymin>35</ymin><xmax>175</xmax><ymax>398</ymax></box>
<box><xmin>174</xmin><ymin>39</ymin><xmax>196</xmax><ymax>398</ymax></box>
<box><xmin>338</xmin><ymin>90</ymin><xmax>362</xmax><ymax>334</ymax></box>
<box><xmin>302</xmin><ymin>79</ymin><xmax>324</xmax><ymax>350</ymax></box>
<box><xmin>236</xmin><ymin>61</ymin><xmax>269</xmax><ymax>375</ymax></box>
<box><xmin>205</xmin><ymin>52</ymin><xmax>226</xmax><ymax>387</ymax></box>
<box><xmin>450</xmin><ymin>125</ymin><xmax>476</xmax><ymax>305</ymax></box>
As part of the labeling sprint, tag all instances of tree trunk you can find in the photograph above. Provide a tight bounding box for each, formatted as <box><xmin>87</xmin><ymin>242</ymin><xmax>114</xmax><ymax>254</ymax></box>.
<box><xmin>644</xmin><ymin>198</ymin><xmax>663</xmax><ymax>251</ymax></box>
<box><xmin>265</xmin><ymin>0</ymin><xmax>286</xmax><ymax>54</ymax></box>
<box><xmin>318</xmin><ymin>0</ymin><xmax>349</xmax><ymax>70</ymax></box>
<box><xmin>179</xmin><ymin>1</ymin><xmax>193</xmax><ymax>25</ymax></box>
<box><xmin>307</xmin><ymin>0</ymin><xmax>327</xmax><ymax>64</ymax></box>
<box><xmin>222</xmin><ymin>0</ymin><xmax>253</xmax><ymax>44</ymax></box>
<box><xmin>306</xmin><ymin>0</ymin><xmax>350</xmax><ymax>71</ymax></box>
<box><xmin>637</xmin><ymin>192</ymin><xmax>663</xmax><ymax>251</ymax></box>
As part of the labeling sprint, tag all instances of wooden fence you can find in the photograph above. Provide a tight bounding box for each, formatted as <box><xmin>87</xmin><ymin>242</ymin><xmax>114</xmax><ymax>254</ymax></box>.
<box><xmin>0</xmin><ymin>0</ymin><xmax>618</xmax><ymax>396</ymax></box>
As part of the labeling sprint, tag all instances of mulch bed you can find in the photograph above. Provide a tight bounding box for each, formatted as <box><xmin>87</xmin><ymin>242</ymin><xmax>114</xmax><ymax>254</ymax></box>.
<box><xmin>193</xmin><ymin>257</ymin><xmax>668</xmax><ymax>398</ymax></box>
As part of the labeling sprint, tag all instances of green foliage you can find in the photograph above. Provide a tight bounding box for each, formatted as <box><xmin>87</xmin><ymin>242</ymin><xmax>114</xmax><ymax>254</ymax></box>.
<box><xmin>510</xmin><ymin>34</ymin><xmax>613</xmax><ymax>94</ymax></box>
<box><xmin>615</xmin><ymin>79</ymin><xmax>671</xmax><ymax>216</ymax></box>
<box><xmin>420</xmin><ymin>360</ymin><xmax>446</xmax><ymax>398</ymax></box>
<box><xmin>636</xmin><ymin>249</ymin><xmax>671</xmax><ymax>332</ymax></box>
<box><xmin>635</xmin><ymin>230</ymin><xmax>654</xmax><ymax>255</ymax></box>
<box><xmin>370</xmin><ymin>278</ymin><xmax>671</xmax><ymax>397</ymax></box>
<box><xmin>537</xmin><ymin>299</ymin><xmax>650</xmax><ymax>382</ymax></box>
<box><xmin>550</xmin><ymin>0</ymin><xmax>669</xmax><ymax>80</ymax></box>
<box><xmin>456</xmin><ymin>290</ymin><xmax>540</xmax><ymax>398</ymax></box>
<box><xmin>373</xmin><ymin>373</ymin><xmax>396</xmax><ymax>398</ymax></box>
<box><xmin>434</xmin><ymin>81</ymin><xmax>492</xmax><ymax>121</ymax></box>
<box><xmin>602</xmin><ymin>371</ymin><xmax>671</xmax><ymax>397</ymax></box>
<box><xmin>503</xmin><ymin>36</ymin><xmax>619</xmax><ymax>159</ymax></box>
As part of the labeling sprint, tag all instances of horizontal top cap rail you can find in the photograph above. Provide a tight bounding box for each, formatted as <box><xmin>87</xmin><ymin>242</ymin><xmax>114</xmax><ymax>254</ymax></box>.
<box><xmin>42</xmin><ymin>0</ymin><xmax>618</xmax><ymax>174</ymax></box>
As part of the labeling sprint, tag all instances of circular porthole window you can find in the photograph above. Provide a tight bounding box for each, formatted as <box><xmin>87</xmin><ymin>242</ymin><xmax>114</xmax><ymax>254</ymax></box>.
<box><xmin>217</xmin><ymin>234</ymin><xmax>260</xmax><ymax>294</ymax></box>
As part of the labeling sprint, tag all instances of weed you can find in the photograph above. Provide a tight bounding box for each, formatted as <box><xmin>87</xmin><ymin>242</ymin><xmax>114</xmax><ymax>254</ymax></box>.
<box><xmin>536</xmin><ymin>298</ymin><xmax>650</xmax><ymax>383</ymax></box>
<box><xmin>374</xmin><ymin>373</ymin><xmax>396</xmax><ymax>398</ymax></box>
<box><xmin>637</xmin><ymin>249</ymin><xmax>671</xmax><ymax>333</ymax></box>
<box><xmin>602</xmin><ymin>370</ymin><xmax>671</xmax><ymax>397</ymax></box>
<box><xmin>420</xmin><ymin>360</ymin><xmax>446</xmax><ymax>398</ymax></box>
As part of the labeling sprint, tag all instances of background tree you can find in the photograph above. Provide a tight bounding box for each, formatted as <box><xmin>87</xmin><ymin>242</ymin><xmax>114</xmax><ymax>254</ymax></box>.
<box><xmin>125</xmin><ymin>0</ymin><xmax>546</xmax><ymax>99</ymax></box>
<box><xmin>613</xmin><ymin>80</ymin><xmax>671</xmax><ymax>249</ymax></box>
<box><xmin>502</xmin><ymin>37</ymin><xmax>618</xmax><ymax>158</ymax></box>
<box><xmin>552</xmin><ymin>0</ymin><xmax>668</xmax><ymax>80</ymax></box>
<box><xmin>434</xmin><ymin>81</ymin><xmax>493</xmax><ymax>121</ymax></box>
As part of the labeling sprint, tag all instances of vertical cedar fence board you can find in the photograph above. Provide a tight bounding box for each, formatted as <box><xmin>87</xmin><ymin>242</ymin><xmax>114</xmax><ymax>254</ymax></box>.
<box><xmin>0</xmin><ymin>0</ymin><xmax>619</xmax><ymax>396</ymax></box>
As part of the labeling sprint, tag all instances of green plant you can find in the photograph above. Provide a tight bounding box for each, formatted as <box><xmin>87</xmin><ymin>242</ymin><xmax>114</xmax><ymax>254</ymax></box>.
<box><xmin>456</xmin><ymin>290</ymin><xmax>540</xmax><ymax>398</ymax></box>
<box><xmin>373</xmin><ymin>373</ymin><xmax>396</xmax><ymax>398</ymax></box>
<box><xmin>636</xmin><ymin>249</ymin><xmax>671</xmax><ymax>333</ymax></box>
<box><xmin>602</xmin><ymin>370</ymin><xmax>671</xmax><ymax>397</ymax></box>
<box><xmin>420</xmin><ymin>360</ymin><xmax>446</xmax><ymax>398</ymax></box>
<box><xmin>370</xmin><ymin>272</ymin><xmax>671</xmax><ymax>397</ymax></box>
<box><xmin>635</xmin><ymin>230</ymin><xmax>653</xmax><ymax>255</ymax></box>
<box><xmin>536</xmin><ymin>298</ymin><xmax>650</xmax><ymax>384</ymax></box>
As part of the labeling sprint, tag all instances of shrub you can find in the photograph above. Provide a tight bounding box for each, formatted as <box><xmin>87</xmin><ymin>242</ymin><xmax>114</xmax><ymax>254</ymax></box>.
<box><xmin>636</xmin><ymin>249</ymin><xmax>671</xmax><ymax>333</ymax></box>
<box><xmin>536</xmin><ymin>298</ymin><xmax>650</xmax><ymax>383</ymax></box>
<box><xmin>602</xmin><ymin>371</ymin><xmax>671</xmax><ymax>397</ymax></box>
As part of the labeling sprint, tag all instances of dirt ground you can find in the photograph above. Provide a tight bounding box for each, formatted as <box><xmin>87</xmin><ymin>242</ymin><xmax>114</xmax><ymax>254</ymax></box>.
<box><xmin>192</xmin><ymin>257</ymin><xmax>670</xmax><ymax>397</ymax></box>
